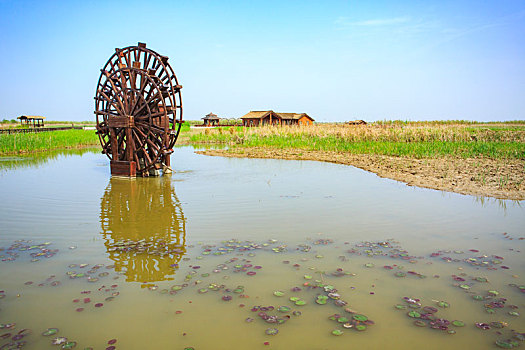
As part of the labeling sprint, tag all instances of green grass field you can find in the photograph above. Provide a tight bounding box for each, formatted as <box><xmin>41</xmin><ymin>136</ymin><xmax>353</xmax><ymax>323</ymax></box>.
<box><xmin>0</xmin><ymin>129</ymin><xmax>99</xmax><ymax>155</ymax></box>
<box><xmin>0</xmin><ymin>122</ymin><xmax>192</xmax><ymax>155</ymax></box>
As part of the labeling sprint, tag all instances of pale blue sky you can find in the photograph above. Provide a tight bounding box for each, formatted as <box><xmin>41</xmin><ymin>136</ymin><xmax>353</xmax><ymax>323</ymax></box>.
<box><xmin>1</xmin><ymin>0</ymin><xmax>524</xmax><ymax>122</ymax></box>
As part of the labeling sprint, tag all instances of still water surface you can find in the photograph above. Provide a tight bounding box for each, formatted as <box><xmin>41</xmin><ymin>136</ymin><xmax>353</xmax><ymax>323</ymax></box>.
<box><xmin>0</xmin><ymin>147</ymin><xmax>523</xmax><ymax>349</ymax></box>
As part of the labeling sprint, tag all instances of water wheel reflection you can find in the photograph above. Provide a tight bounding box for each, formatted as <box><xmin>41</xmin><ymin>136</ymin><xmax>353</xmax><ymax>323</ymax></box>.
<box><xmin>100</xmin><ymin>177</ymin><xmax>186</xmax><ymax>284</ymax></box>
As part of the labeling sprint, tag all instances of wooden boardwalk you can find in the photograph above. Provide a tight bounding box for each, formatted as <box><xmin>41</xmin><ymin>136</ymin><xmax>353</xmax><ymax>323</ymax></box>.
<box><xmin>0</xmin><ymin>126</ymin><xmax>85</xmax><ymax>134</ymax></box>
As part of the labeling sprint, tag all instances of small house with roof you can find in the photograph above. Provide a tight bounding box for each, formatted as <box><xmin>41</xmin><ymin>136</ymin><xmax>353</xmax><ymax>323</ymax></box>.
<box><xmin>202</xmin><ymin>113</ymin><xmax>220</xmax><ymax>126</ymax></box>
<box><xmin>240</xmin><ymin>111</ymin><xmax>314</xmax><ymax>127</ymax></box>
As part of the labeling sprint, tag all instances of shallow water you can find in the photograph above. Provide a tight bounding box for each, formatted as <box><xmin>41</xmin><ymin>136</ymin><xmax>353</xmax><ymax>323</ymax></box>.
<box><xmin>0</xmin><ymin>147</ymin><xmax>524</xmax><ymax>349</ymax></box>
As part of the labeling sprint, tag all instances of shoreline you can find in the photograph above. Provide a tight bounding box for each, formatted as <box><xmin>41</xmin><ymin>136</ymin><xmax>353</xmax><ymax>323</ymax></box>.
<box><xmin>196</xmin><ymin>147</ymin><xmax>525</xmax><ymax>201</ymax></box>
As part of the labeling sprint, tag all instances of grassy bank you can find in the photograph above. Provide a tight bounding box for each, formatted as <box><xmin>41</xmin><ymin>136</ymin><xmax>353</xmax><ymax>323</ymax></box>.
<box><xmin>0</xmin><ymin>129</ymin><xmax>99</xmax><ymax>155</ymax></box>
<box><xmin>190</xmin><ymin>124</ymin><xmax>525</xmax><ymax>159</ymax></box>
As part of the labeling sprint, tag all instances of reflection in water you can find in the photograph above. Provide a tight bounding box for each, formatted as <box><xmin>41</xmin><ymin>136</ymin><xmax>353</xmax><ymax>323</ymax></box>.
<box><xmin>473</xmin><ymin>195</ymin><xmax>522</xmax><ymax>213</ymax></box>
<box><xmin>100</xmin><ymin>177</ymin><xmax>186</xmax><ymax>284</ymax></box>
<box><xmin>0</xmin><ymin>148</ymin><xmax>98</xmax><ymax>173</ymax></box>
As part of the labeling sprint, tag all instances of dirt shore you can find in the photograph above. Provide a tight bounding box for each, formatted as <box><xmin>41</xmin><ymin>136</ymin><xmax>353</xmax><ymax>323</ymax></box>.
<box><xmin>197</xmin><ymin>147</ymin><xmax>525</xmax><ymax>200</ymax></box>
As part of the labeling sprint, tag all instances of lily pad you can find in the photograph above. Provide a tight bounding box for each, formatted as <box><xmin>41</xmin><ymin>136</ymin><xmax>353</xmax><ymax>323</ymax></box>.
<box><xmin>423</xmin><ymin>306</ymin><xmax>438</xmax><ymax>313</ymax></box>
<box><xmin>331</xmin><ymin>330</ymin><xmax>344</xmax><ymax>336</ymax></box>
<box><xmin>495</xmin><ymin>339</ymin><xmax>519</xmax><ymax>349</ymax></box>
<box><xmin>475</xmin><ymin>322</ymin><xmax>491</xmax><ymax>330</ymax></box>
<box><xmin>413</xmin><ymin>320</ymin><xmax>426</xmax><ymax>327</ymax></box>
<box><xmin>42</xmin><ymin>328</ymin><xmax>58</xmax><ymax>336</ymax></box>
<box><xmin>52</xmin><ymin>337</ymin><xmax>67</xmax><ymax>345</ymax></box>
<box><xmin>353</xmin><ymin>314</ymin><xmax>368</xmax><ymax>321</ymax></box>
<box><xmin>491</xmin><ymin>321</ymin><xmax>508</xmax><ymax>329</ymax></box>
<box><xmin>407</xmin><ymin>311</ymin><xmax>421</xmax><ymax>318</ymax></box>
<box><xmin>337</xmin><ymin>317</ymin><xmax>349</xmax><ymax>323</ymax></box>
<box><xmin>452</xmin><ymin>320</ymin><xmax>465</xmax><ymax>327</ymax></box>
<box><xmin>277</xmin><ymin>306</ymin><xmax>291</xmax><ymax>313</ymax></box>
<box><xmin>355</xmin><ymin>325</ymin><xmax>367</xmax><ymax>331</ymax></box>
<box><xmin>295</xmin><ymin>300</ymin><xmax>306</xmax><ymax>306</ymax></box>
<box><xmin>395</xmin><ymin>304</ymin><xmax>407</xmax><ymax>310</ymax></box>
<box><xmin>62</xmin><ymin>341</ymin><xmax>77</xmax><ymax>349</ymax></box>
<box><xmin>265</xmin><ymin>328</ymin><xmax>278</xmax><ymax>336</ymax></box>
<box><xmin>273</xmin><ymin>291</ymin><xmax>285</xmax><ymax>297</ymax></box>
<box><xmin>437</xmin><ymin>301</ymin><xmax>449</xmax><ymax>308</ymax></box>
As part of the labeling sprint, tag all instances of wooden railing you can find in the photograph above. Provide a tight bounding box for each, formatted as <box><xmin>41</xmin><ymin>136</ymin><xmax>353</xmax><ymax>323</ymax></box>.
<box><xmin>0</xmin><ymin>126</ymin><xmax>85</xmax><ymax>134</ymax></box>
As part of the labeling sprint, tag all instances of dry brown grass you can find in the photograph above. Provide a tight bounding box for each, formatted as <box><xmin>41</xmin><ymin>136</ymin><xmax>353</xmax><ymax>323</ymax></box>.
<box><xmin>236</xmin><ymin>123</ymin><xmax>525</xmax><ymax>143</ymax></box>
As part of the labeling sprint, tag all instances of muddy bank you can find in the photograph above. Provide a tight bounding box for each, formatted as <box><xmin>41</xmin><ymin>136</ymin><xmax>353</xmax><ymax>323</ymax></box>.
<box><xmin>196</xmin><ymin>147</ymin><xmax>525</xmax><ymax>200</ymax></box>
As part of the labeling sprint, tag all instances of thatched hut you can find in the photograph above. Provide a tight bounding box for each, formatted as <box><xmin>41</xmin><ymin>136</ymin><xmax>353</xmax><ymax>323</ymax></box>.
<box><xmin>240</xmin><ymin>110</ymin><xmax>314</xmax><ymax>127</ymax></box>
<box><xmin>347</xmin><ymin>120</ymin><xmax>367</xmax><ymax>125</ymax></box>
<box><xmin>17</xmin><ymin>115</ymin><xmax>45</xmax><ymax>127</ymax></box>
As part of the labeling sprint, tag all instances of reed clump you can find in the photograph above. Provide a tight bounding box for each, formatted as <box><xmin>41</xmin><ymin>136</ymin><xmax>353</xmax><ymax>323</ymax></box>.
<box><xmin>190</xmin><ymin>123</ymin><xmax>525</xmax><ymax>159</ymax></box>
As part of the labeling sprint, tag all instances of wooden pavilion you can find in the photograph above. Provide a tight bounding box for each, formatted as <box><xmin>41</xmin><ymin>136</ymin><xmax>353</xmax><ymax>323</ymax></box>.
<box><xmin>17</xmin><ymin>115</ymin><xmax>45</xmax><ymax>128</ymax></box>
<box><xmin>240</xmin><ymin>111</ymin><xmax>314</xmax><ymax>127</ymax></box>
<box><xmin>202</xmin><ymin>113</ymin><xmax>220</xmax><ymax>126</ymax></box>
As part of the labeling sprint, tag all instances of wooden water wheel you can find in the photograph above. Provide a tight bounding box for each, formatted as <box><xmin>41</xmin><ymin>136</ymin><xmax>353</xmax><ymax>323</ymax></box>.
<box><xmin>95</xmin><ymin>42</ymin><xmax>183</xmax><ymax>176</ymax></box>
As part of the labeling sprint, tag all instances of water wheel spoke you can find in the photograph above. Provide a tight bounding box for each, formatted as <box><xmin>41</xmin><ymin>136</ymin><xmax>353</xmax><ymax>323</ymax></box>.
<box><xmin>133</xmin><ymin>96</ymin><xmax>156</xmax><ymax>117</ymax></box>
<box><xmin>149</xmin><ymin>111</ymin><xmax>167</xmax><ymax>118</ymax></box>
<box><xmin>130</xmin><ymin>75</ymin><xmax>149</xmax><ymax>116</ymax></box>
<box><xmin>96</xmin><ymin>110</ymin><xmax>120</xmax><ymax>117</ymax></box>
<box><xmin>117</xmin><ymin>72</ymin><xmax>131</xmax><ymax>112</ymax></box>
<box><xmin>100</xmin><ymin>73</ymin><xmax>127</xmax><ymax>113</ymax></box>
<box><xmin>131</xmin><ymin>128</ymin><xmax>146</xmax><ymax>151</ymax></box>
<box><xmin>136</xmin><ymin>121</ymin><xmax>165</xmax><ymax>135</ymax></box>
<box><xmin>145</xmin><ymin>137</ymin><xmax>161</xmax><ymax>153</ymax></box>
<box><xmin>97</xmin><ymin>90</ymin><xmax>125</xmax><ymax>116</ymax></box>
<box><xmin>133</xmin><ymin>125</ymin><xmax>148</xmax><ymax>139</ymax></box>
<box><xmin>133</xmin><ymin>48</ymin><xmax>140</xmax><ymax>64</ymax></box>
<box><xmin>142</xmin><ymin>147</ymin><xmax>154</xmax><ymax>166</ymax></box>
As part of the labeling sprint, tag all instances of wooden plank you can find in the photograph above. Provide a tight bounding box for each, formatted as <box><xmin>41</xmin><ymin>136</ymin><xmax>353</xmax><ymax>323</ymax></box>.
<box><xmin>110</xmin><ymin>160</ymin><xmax>136</xmax><ymax>176</ymax></box>
<box><xmin>125</xmin><ymin>127</ymin><xmax>134</xmax><ymax>161</ymax></box>
<box><xmin>109</xmin><ymin>127</ymin><xmax>119</xmax><ymax>161</ymax></box>
<box><xmin>107</xmin><ymin>116</ymin><xmax>135</xmax><ymax>128</ymax></box>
